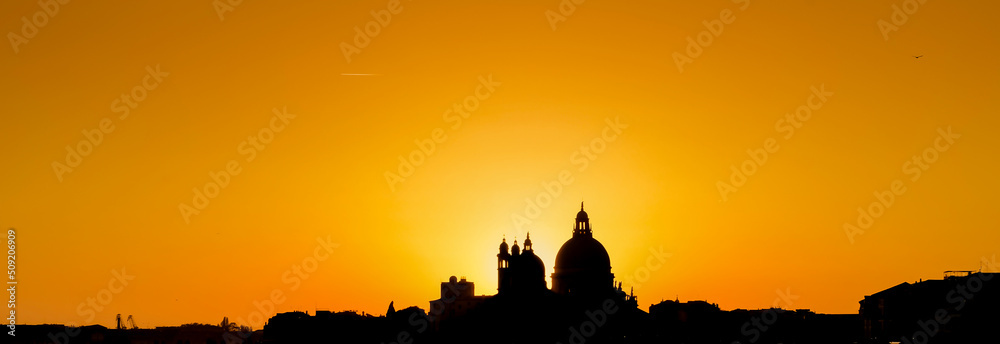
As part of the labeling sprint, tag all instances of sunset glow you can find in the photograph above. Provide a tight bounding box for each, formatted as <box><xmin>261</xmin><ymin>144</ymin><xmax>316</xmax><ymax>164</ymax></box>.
<box><xmin>3</xmin><ymin>0</ymin><xmax>1000</xmax><ymax>330</ymax></box>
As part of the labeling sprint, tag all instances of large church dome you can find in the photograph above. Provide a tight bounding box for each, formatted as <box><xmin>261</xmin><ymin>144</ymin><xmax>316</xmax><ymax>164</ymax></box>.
<box><xmin>551</xmin><ymin>203</ymin><xmax>615</xmax><ymax>296</ymax></box>
<box><xmin>555</xmin><ymin>235</ymin><xmax>610</xmax><ymax>272</ymax></box>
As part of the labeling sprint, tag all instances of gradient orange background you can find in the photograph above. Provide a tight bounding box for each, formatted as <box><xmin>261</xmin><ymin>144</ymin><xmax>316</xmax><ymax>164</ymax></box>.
<box><xmin>3</xmin><ymin>0</ymin><xmax>999</xmax><ymax>329</ymax></box>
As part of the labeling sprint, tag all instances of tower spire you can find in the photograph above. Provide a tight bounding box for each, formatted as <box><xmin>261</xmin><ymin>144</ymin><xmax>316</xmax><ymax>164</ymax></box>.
<box><xmin>574</xmin><ymin>202</ymin><xmax>592</xmax><ymax>237</ymax></box>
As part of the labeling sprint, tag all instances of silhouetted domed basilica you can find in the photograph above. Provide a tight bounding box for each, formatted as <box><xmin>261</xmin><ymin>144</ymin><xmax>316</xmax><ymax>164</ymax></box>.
<box><xmin>496</xmin><ymin>203</ymin><xmax>616</xmax><ymax>298</ymax></box>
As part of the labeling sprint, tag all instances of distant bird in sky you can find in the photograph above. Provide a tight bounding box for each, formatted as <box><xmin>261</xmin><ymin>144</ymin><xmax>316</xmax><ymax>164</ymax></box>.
<box><xmin>914</xmin><ymin>55</ymin><xmax>923</xmax><ymax>59</ymax></box>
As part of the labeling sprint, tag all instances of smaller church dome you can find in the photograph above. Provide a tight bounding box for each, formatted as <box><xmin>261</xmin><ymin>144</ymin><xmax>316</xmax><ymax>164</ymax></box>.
<box><xmin>521</xmin><ymin>250</ymin><xmax>545</xmax><ymax>279</ymax></box>
<box><xmin>499</xmin><ymin>237</ymin><xmax>508</xmax><ymax>253</ymax></box>
<box><xmin>511</xmin><ymin>240</ymin><xmax>520</xmax><ymax>256</ymax></box>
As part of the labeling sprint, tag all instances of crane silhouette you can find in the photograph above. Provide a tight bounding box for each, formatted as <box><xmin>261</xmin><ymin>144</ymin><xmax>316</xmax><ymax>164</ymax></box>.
<box><xmin>116</xmin><ymin>314</ymin><xmax>139</xmax><ymax>330</ymax></box>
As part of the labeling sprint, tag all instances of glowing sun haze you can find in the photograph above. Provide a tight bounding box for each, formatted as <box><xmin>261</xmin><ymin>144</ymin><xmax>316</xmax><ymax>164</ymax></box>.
<box><xmin>3</xmin><ymin>0</ymin><xmax>999</xmax><ymax>329</ymax></box>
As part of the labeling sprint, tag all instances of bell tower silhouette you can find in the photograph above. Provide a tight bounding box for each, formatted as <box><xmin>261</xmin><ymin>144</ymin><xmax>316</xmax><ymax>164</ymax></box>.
<box><xmin>497</xmin><ymin>236</ymin><xmax>510</xmax><ymax>293</ymax></box>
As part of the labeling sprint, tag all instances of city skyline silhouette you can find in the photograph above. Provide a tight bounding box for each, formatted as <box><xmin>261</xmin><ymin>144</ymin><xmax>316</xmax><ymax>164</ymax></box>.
<box><xmin>13</xmin><ymin>205</ymin><xmax>1000</xmax><ymax>343</ymax></box>
<box><xmin>3</xmin><ymin>0</ymin><xmax>1000</xmax><ymax>343</ymax></box>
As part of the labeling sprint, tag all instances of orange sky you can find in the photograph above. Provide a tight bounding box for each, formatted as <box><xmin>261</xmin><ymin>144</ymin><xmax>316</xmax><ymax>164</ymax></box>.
<box><xmin>3</xmin><ymin>0</ymin><xmax>1000</xmax><ymax>329</ymax></box>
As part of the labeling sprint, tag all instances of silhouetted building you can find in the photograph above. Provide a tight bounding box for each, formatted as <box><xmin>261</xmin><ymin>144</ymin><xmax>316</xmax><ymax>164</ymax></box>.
<box><xmin>552</xmin><ymin>203</ymin><xmax>616</xmax><ymax>297</ymax></box>
<box><xmin>262</xmin><ymin>307</ymin><xmax>427</xmax><ymax>344</ymax></box>
<box><xmin>497</xmin><ymin>232</ymin><xmax>547</xmax><ymax>295</ymax></box>
<box><xmin>400</xmin><ymin>206</ymin><xmax>645</xmax><ymax>343</ymax></box>
<box><xmin>12</xmin><ymin>323</ymin><xmax>263</xmax><ymax>344</ymax></box>
<box><xmin>429</xmin><ymin>276</ymin><xmax>489</xmax><ymax>326</ymax></box>
<box><xmin>860</xmin><ymin>271</ymin><xmax>1000</xmax><ymax>343</ymax></box>
<box><xmin>647</xmin><ymin>300</ymin><xmax>859</xmax><ymax>344</ymax></box>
